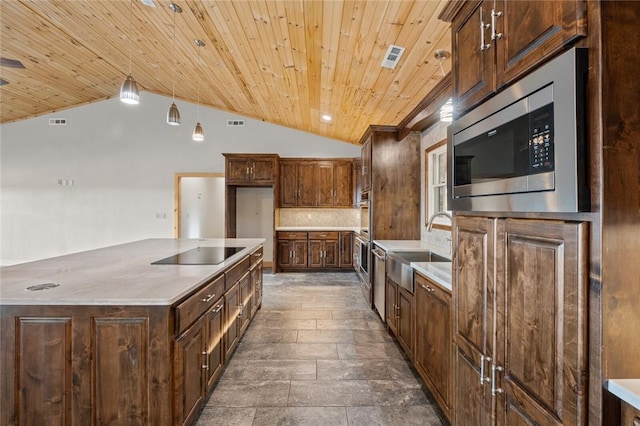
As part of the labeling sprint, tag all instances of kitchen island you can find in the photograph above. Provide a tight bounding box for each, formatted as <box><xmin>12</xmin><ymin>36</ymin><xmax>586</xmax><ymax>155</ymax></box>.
<box><xmin>0</xmin><ymin>238</ymin><xmax>264</xmax><ymax>425</ymax></box>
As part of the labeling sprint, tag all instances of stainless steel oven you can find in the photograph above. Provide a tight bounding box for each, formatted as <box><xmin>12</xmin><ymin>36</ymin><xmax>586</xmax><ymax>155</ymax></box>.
<box><xmin>354</xmin><ymin>233</ymin><xmax>370</xmax><ymax>304</ymax></box>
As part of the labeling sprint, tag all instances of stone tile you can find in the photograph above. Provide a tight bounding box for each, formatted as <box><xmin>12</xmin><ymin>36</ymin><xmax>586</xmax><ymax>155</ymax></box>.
<box><xmin>296</xmin><ymin>330</ymin><xmax>356</xmax><ymax>343</ymax></box>
<box><xmin>317</xmin><ymin>359</ymin><xmax>392</xmax><ymax>380</ymax></box>
<box><xmin>352</xmin><ymin>330</ymin><xmax>394</xmax><ymax>344</ymax></box>
<box><xmin>368</xmin><ymin>380</ymin><xmax>430</xmax><ymax>406</ymax></box>
<box><xmin>232</xmin><ymin>343</ymin><xmax>276</xmax><ymax>360</ymax></box>
<box><xmin>331</xmin><ymin>310</ymin><xmax>380</xmax><ymax>320</ymax></box>
<box><xmin>288</xmin><ymin>380</ymin><xmax>374</xmax><ymax>406</ymax></box>
<box><xmin>249</xmin><ymin>319</ymin><xmax>317</xmax><ymax>330</ymax></box>
<box><xmin>241</xmin><ymin>329</ymin><xmax>299</xmax><ymax>343</ymax></box>
<box><xmin>252</xmin><ymin>407</ymin><xmax>348</xmax><ymax>426</ymax></box>
<box><xmin>257</xmin><ymin>310</ymin><xmax>333</xmax><ymax>320</ymax></box>
<box><xmin>346</xmin><ymin>406</ymin><xmax>443</xmax><ymax>426</ymax></box>
<box><xmin>207</xmin><ymin>381</ymin><xmax>290</xmax><ymax>407</ymax></box>
<box><xmin>386</xmin><ymin>358</ymin><xmax>422</xmax><ymax>381</ymax></box>
<box><xmin>221</xmin><ymin>359</ymin><xmax>316</xmax><ymax>380</ymax></box>
<box><xmin>271</xmin><ymin>343</ymin><xmax>338</xmax><ymax>359</ymax></box>
<box><xmin>317</xmin><ymin>319</ymin><xmax>377</xmax><ymax>330</ymax></box>
<box><xmin>194</xmin><ymin>407</ymin><xmax>256</xmax><ymax>426</ymax></box>
<box><xmin>337</xmin><ymin>343</ymin><xmax>405</xmax><ymax>360</ymax></box>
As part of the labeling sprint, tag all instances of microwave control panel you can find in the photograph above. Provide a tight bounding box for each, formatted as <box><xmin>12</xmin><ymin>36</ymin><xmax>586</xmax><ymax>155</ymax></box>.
<box><xmin>529</xmin><ymin>103</ymin><xmax>554</xmax><ymax>173</ymax></box>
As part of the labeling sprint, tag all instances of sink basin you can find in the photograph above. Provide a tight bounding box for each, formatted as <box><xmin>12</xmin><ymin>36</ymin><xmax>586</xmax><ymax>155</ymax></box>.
<box><xmin>386</xmin><ymin>250</ymin><xmax>450</xmax><ymax>293</ymax></box>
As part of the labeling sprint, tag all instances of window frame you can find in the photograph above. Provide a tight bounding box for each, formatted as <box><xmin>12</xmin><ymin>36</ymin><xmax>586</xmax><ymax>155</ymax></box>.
<box><xmin>424</xmin><ymin>139</ymin><xmax>451</xmax><ymax>230</ymax></box>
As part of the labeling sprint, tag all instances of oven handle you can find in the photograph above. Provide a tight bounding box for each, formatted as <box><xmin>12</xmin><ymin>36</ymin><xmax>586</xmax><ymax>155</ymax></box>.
<box><xmin>371</xmin><ymin>248</ymin><xmax>386</xmax><ymax>260</ymax></box>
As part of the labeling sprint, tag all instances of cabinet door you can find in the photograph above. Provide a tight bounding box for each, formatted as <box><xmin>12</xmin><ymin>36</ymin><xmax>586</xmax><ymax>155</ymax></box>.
<box><xmin>316</xmin><ymin>162</ymin><xmax>335</xmax><ymax>207</ymax></box>
<box><xmin>385</xmin><ymin>278</ymin><xmax>398</xmax><ymax>334</ymax></box>
<box><xmin>396</xmin><ymin>286</ymin><xmax>414</xmax><ymax>359</ymax></box>
<box><xmin>308</xmin><ymin>240</ymin><xmax>324</xmax><ymax>268</ymax></box>
<box><xmin>324</xmin><ymin>240</ymin><xmax>339</xmax><ymax>268</ymax></box>
<box><xmin>415</xmin><ymin>276</ymin><xmax>452</xmax><ymax>419</ymax></box>
<box><xmin>250</xmin><ymin>158</ymin><xmax>275</xmax><ymax>184</ymax></box>
<box><xmin>453</xmin><ymin>216</ymin><xmax>496</xmax><ymax>426</ymax></box>
<box><xmin>452</xmin><ymin>0</ymin><xmax>495</xmax><ymax>114</ymax></box>
<box><xmin>175</xmin><ymin>318</ymin><xmax>206</xmax><ymax>426</ymax></box>
<box><xmin>334</xmin><ymin>161</ymin><xmax>353</xmax><ymax>207</ymax></box>
<box><xmin>279</xmin><ymin>162</ymin><xmax>298</xmax><ymax>207</ymax></box>
<box><xmin>226</xmin><ymin>158</ymin><xmax>249</xmax><ymax>184</ymax></box>
<box><xmin>251</xmin><ymin>260</ymin><xmax>263</xmax><ymax>315</ymax></box>
<box><xmin>361</xmin><ymin>139</ymin><xmax>372</xmax><ymax>194</ymax></box>
<box><xmin>276</xmin><ymin>240</ymin><xmax>293</xmax><ymax>268</ymax></box>
<box><xmin>297</xmin><ymin>162</ymin><xmax>317</xmax><ymax>207</ymax></box>
<box><xmin>239</xmin><ymin>272</ymin><xmax>252</xmax><ymax>333</ymax></box>
<box><xmin>495</xmin><ymin>0</ymin><xmax>586</xmax><ymax>88</ymax></box>
<box><xmin>204</xmin><ymin>303</ymin><xmax>224</xmax><ymax>393</ymax></box>
<box><xmin>291</xmin><ymin>240</ymin><xmax>308</xmax><ymax>268</ymax></box>
<box><xmin>494</xmin><ymin>219</ymin><xmax>587</xmax><ymax>425</ymax></box>
<box><xmin>339</xmin><ymin>232</ymin><xmax>353</xmax><ymax>268</ymax></box>
<box><xmin>224</xmin><ymin>283</ymin><xmax>240</xmax><ymax>359</ymax></box>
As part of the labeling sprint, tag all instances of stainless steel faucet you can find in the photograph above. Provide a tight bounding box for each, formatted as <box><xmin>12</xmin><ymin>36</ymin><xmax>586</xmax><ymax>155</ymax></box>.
<box><xmin>426</xmin><ymin>211</ymin><xmax>452</xmax><ymax>232</ymax></box>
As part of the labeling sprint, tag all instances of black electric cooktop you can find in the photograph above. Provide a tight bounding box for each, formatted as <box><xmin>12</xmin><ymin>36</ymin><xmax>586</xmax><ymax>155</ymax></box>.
<box><xmin>152</xmin><ymin>246</ymin><xmax>245</xmax><ymax>265</ymax></box>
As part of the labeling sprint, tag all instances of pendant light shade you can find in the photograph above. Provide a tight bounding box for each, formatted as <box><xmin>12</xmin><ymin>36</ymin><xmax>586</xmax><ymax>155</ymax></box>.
<box><xmin>120</xmin><ymin>0</ymin><xmax>139</xmax><ymax>105</ymax></box>
<box><xmin>192</xmin><ymin>122</ymin><xmax>204</xmax><ymax>141</ymax></box>
<box><xmin>167</xmin><ymin>3</ymin><xmax>182</xmax><ymax>126</ymax></box>
<box><xmin>120</xmin><ymin>74</ymin><xmax>139</xmax><ymax>104</ymax></box>
<box><xmin>167</xmin><ymin>102</ymin><xmax>181</xmax><ymax>126</ymax></box>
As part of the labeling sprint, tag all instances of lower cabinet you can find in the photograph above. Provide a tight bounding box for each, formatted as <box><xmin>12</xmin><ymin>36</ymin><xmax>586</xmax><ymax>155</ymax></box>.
<box><xmin>239</xmin><ymin>271</ymin><xmax>252</xmax><ymax>334</ymax></box>
<box><xmin>308</xmin><ymin>231</ymin><xmax>339</xmax><ymax>268</ymax></box>
<box><xmin>250</xmin><ymin>250</ymin><xmax>263</xmax><ymax>317</ymax></box>
<box><xmin>224</xmin><ymin>282</ymin><xmax>241</xmax><ymax>359</ymax></box>
<box><xmin>277</xmin><ymin>232</ymin><xmax>308</xmax><ymax>270</ymax></box>
<box><xmin>277</xmin><ymin>230</ymin><xmax>355</xmax><ymax>271</ymax></box>
<box><xmin>414</xmin><ymin>272</ymin><xmax>452</xmax><ymax>421</ymax></box>
<box><xmin>385</xmin><ymin>277</ymin><xmax>414</xmax><ymax>359</ymax></box>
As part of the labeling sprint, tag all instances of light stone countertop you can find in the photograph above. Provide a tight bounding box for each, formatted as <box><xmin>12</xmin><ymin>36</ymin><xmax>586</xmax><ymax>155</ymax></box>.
<box><xmin>606</xmin><ymin>379</ymin><xmax>640</xmax><ymax>411</ymax></box>
<box><xmin>276</xmin><ymin>226</ymin><xmax>360</xmax><ymax>232</ymax></box>
<box><xmin>0</xmin><ymin>238</ymin><xmax>264</xmax><ymax>306</ymax></box>
<box><xmin>373</xmin><ymin>240</ymin><xmax>452</xmax><ymax>291</ymax></box>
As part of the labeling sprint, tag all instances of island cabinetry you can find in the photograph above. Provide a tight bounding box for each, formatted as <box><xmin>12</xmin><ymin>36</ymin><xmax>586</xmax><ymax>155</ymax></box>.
<box><xmin>276</xmin><ymin>232</ymin><xmax>308</xmax><ymax>270</ymax></box>
<box><xmin>453</xmin><ymin>216</ymin><xmax>588</xmax><ymax>425</ymax></box>
<box><xmin>414</xmin><ymin>272</ymin><xmax>452</xmax><ymax>421</ymax></box>
<box><xmin>622</xmin><ymin>401</ymin><xmax>640</xmax><ymax>425</ymax></box>
<box><xmin>223</xmin><ymin>153</ymin><xmax>278</xmax><ymax>186</ymax></box>
<box><xmin>250</xmin><ymin>247</ymin><xmax>264</xmax><ymax>317</ymax></box>
<box><xmin>308</xmin><ymin>231</ymin><xmax>339</xmax><ymax>268</ymax></box>
<box><xmin>447</xmin><ymin>0</ymin><xmax>586</xmax><ymax>114</ymax></box>
<box><xmin>223</xmin><ymin>256</ymin><xmax>251</xmax><ymax>359</ymax></box>
<box><xmin>385</xmin><ymin>277</ymin><xmax>414</xmax><ymax>359</ymax></box>
<box><xmin>238</xmin><ymin>271</ymin><xmax>252</xmax><ymax>334</ymax></box>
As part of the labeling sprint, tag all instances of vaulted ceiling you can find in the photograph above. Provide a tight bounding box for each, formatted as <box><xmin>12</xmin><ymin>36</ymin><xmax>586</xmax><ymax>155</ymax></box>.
<box><xmin>0</xmin><ymin>0</ymin><xmax>451</xmax><ymax>144</ymax></box>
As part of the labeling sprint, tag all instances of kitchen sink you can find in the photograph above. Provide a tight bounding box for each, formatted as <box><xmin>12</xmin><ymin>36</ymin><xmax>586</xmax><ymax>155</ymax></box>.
<box><xmin>386</xmin><ymin>250</ymin><xmax>450</xmax><ymax>293</ymax></box>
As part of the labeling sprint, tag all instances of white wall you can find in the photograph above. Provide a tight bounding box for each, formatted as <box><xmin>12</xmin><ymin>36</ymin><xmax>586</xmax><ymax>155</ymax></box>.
<box><xmin>180</xmin><ymin>176</ymin><xmax>226</xmax><ymax>239</ymax></box>
<box><xmin>420</xmin><ymin>121</ymin><xmax>452</xmax><ymax>258</ymax></box>
<box><xmin>0</xmin><ymin>92</ymin><xmax>359</xmax><ymax>265</ymax></box>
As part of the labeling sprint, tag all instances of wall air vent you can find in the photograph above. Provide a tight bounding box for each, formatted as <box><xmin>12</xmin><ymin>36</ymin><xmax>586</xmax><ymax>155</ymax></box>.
<box><xmin>227</xmin><ymin>120</ymin><xmax>245</xmax><ymax>127</ymax></box>
<box><xmin>49</xmin><ymin>118</ymin><xmax>67</xmax><ymax>125</ymax></box>
<box><xmin>381</xmin><ymin>45</ymin><xmax>406</xmax><ymax>69</ymax></box>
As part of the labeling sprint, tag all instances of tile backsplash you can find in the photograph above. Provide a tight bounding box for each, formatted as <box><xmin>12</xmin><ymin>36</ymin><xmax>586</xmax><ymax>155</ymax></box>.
<box><xmin>278</xmin><ymin>208</ymin><xmax>360</xmax><ymax>227</ymax></box>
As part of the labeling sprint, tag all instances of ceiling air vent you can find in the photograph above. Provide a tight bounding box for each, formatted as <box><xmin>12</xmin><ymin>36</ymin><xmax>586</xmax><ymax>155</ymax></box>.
<box><xmin>381</xmin><ymin>45</ymin><xmax>405</xmax><ymax>69</ymax></box>
<box><xmin>49</xmin><ymin>118</ymin><xmax>67</xmax><ymax>126</ymax></box>
<box><xmin>227</xmin><ymin>120</ymin><xmax>245</xmax><ymax>127</ymax></box>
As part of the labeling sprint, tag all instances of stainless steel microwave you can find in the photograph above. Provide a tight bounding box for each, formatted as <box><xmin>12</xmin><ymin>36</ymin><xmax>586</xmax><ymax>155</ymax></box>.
<box><xmin>447</xmin><ymin>48</ymin><xmax>589</xmax><ymax>213</ymax></box>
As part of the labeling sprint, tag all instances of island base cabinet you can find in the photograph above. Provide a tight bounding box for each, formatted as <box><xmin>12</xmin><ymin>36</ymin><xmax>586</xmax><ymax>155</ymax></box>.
<box><xmin>224</xmin><ymin>283</ymin><xmax>241</xmax><ymax>359</ymax></box>
<box><xmin>175</xmin><ymin>317</ymin><xmax>207</xmax><ymax>426</ymax></box>
<box><xmin>0</xmin><ymin>305</ymin><xmax>172</xmax><ymax>426</ymax></box>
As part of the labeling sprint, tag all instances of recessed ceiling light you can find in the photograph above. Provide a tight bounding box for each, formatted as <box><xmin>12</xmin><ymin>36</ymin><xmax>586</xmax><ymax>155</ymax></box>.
<box><xmin>321</xmin><ymin>114</ymin><xmax>332</xmax><ymax>122</ymax></box>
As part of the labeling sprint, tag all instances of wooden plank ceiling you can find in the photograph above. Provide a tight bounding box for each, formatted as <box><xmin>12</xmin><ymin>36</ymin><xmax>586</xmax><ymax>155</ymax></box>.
<box><xmin>0</xmin><ymin>0</ymin><xmax>451</xmax><ymax>144</ymax></box>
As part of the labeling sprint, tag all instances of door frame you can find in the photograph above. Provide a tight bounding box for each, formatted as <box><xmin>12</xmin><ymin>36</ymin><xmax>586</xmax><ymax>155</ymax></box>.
<box><xmin>174</xmin><ymin>172</ymin><xmax>225</xmax><ymax>238</ymax></box>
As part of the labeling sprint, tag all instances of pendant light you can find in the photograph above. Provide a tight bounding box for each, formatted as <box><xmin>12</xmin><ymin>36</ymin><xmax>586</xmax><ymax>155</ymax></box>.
<box><xmin>167</xmin><ymin>3</ymin><xmax>182</xmax><ymax>125</ymax></box>
<box><xmin>192</xmin><ymin>39</ymin><xmax>205</xmax><ymax>141</ymax></box>
<box><xmin>120</xmin><ymin>0</ymin><xmax>139</xmax><ymax>104</ymax></box>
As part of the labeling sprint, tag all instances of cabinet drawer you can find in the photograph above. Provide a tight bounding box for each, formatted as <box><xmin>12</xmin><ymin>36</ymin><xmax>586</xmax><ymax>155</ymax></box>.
<box><xmin>415</xmin><ymin>272</ymin><xmax>451</xmax><ymax>298</ymax></box>
<box><xmin>308</xmin><ymin>231</ymin><xmax>339</xmax><ymax>240</ymax></box>
<box><xmin>225</xmin><ymin>256</ymin><xmax>251</xmax><ymax>290</ymax></box>
<box><xmin>277</xmin><ymin>231</ymin><xmax>307</xmax><ymax>240</ymax></box>
<box><xmin>176</xmin><ymin>274</ymin><xmax>225</xmax><ymax>334</ymax></box>
<box><xmin>251</xmin><ymin>247</ymin><xmax>263</xmax><ymax>266</ymax></box>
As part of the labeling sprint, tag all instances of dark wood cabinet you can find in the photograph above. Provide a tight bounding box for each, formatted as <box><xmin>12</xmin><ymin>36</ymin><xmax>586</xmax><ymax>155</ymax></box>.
<box><xmin>276</xmin><ymin>232</ymin><xmax>308</xmax><ymax>270</ymax></box>
<box><xmin>622</xmin><ymin>400</ymin><xmax>640</xmax><ymax>426</ymax></box>
<box><xmin>361</xmin><ymin>138</ymin><xmax>372</xmax><ymax>195</ymax></box>
<box><xmin>339</xmin><ymin>231</ymin><xmax>353</xmax><ymax>268</ymax></box>
<box><xmin>238</xmin><ymin>271</ymin><xmax>252</xmax><ymax>334</ymax></box>
<box><xmin>449</xmin><ymin>0</ymin><xmax>586</xmax><ymax>114</ymax></box>
<box><xmin>224</xmin><ymin>282</ymin><xmax>240</xmax><ymax>360</ymax></box>
<box><xmin>308</xmin><ymin>231</ymin><xmax>339</xmax><ymax>268</ymax></box>
<box><xmin>452</xmin><ymin>216</ymin><xmax>587</xmax><ymax>425</ymax></box>
<box><xmin>250</xmin><ymin>247</ymin><xmax>263</xmax><ymax>318</ymax></box>
<box><xmin>175</xmin><ymin>316</ymin><xmax>207</xmax><ymax>426</ymax></box>
<box><xmin>414</xmin><ymin>272</ymin><xmax>452</xmax><ymax>421</ymax></box>
<box><xmin>204</xmin><ymin>302</ymin><xmax>224</xmax><ymax>393</ymax></box>
<box><xmin>280</xmin><ymin>159</ymin><xmax>353</xmax><ymax>208</ymax></box>
<box><xmin>385</xmin><ymin>277</ymin><xmax>414</xmax><ymax>359</ymax></box>
<box><xmin>224</xmin><ymin>154</ymin><xmax>277</xmax><ymax>186</ymax></box>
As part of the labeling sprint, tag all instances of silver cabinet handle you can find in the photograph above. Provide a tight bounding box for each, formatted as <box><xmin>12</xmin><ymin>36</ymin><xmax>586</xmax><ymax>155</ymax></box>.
<box><xmin>213</xmin><ymin>304</ymin><xmax>223</xmax><ymax>313</ymax></box>
<box><xmin>491</xmin><ymin>9</ymin><xmax>503</xmax><ymax>40</ymax></box>
<box><xmin>202</xmin><ymin>350</ymin><xmax>209</xmax><ymax>370</ymax></box>
<box><xmin>491</xmin><ymin>364</ymin><xmax>504</xmax><ymax>395</ymax></box>
<box><xmin>480</xmin><ymin>355</ymin><xmax>491</xmax><ymax>385</ymax></box>
<box><xmin>202</xmin><ymin>293</ymin><xmax>216</xmax><ymax>303</ymax></box>
<box><xmin>480</xmin><ymin>8</ymin><xmax>491</xmax><ymax>51</ymax></box>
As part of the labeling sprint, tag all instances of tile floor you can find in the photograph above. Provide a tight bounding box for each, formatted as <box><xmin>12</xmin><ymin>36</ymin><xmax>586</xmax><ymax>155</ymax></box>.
<box><xmin>195</xmin><ymin>271</ymin><xmax>446</xmax><ymax>426</ymax></box>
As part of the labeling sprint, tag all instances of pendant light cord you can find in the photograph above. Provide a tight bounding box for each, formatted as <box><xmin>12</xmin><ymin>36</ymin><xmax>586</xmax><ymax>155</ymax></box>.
<box><xmin>172</xmin><ymin>7</ymin><xmax>177</xmax><ymax>101</ymax></box>
<box><xmin>196</xmin><ymin>44</ymin><xmax>200</xmax><ymax>121</ymax></box>
<box><xmin>127</xmin><ymin>0</ymin><xmax>133</xmax><ymax>74</ymax></box>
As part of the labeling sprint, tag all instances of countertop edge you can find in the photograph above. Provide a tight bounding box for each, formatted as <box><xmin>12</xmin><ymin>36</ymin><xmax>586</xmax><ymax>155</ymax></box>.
<box><xmin>412</xmin><ymin>262</ymin><xmax>452</xmax><ymax>292</ymax></box>
<box><xmin>606</xmin><ymin>379</ymin><xmax>640</xmax><ymax>411</ymax></box>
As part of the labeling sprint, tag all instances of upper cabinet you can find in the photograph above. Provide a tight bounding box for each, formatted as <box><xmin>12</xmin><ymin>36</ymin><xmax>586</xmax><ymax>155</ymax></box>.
<box><xmin>448</xmin><ymin>0</ymin><xmax>586</xmax><ymax>114</ymax></box>
<box><xmin>279</xmin><ymin>159</ymin><xmax>353</xmax><ymax>208</ymax></box>
<box><xmin>223</xmin><ymin>154</ymin><xmax>278</xmax><ymax>186</ymax></box>
<box><xmin>361</xmin><ymin>137</ymin><xmax>372</xmax><ymax>196</ymax></box>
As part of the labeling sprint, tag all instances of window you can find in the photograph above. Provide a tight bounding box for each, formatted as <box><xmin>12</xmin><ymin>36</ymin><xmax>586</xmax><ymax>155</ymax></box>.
<box><xmin>425</xmin><ymin>140</ymin><xmax>450</xmax><ymax>229</ymax></box>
